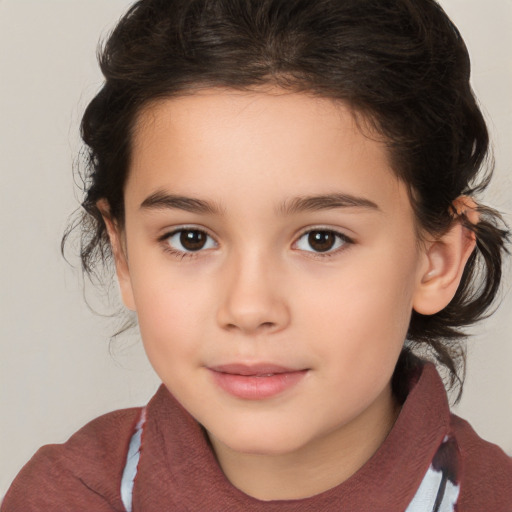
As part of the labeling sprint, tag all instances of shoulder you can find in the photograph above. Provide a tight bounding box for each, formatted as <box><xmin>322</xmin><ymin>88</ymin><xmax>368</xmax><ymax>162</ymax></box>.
<box><xmin>450</xmin><ymin>413</ymin><xmax>512</xmax><ymax>511</ymax></box>
<box><xmin>1</xmin><ymin>407</ymin><xmax>141</xmax><ymax>512</ymax></box>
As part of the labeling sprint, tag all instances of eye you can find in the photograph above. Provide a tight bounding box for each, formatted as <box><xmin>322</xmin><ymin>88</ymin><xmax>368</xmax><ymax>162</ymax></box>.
<box><xmin>164</xmin><ymin>228</ymin><xmax>217</xmax><ymax>253</ymax></box>
<box><xmin>294</xmin><ymin>229</ymin><xmax>350</xmax><ymax>254</ymax></box>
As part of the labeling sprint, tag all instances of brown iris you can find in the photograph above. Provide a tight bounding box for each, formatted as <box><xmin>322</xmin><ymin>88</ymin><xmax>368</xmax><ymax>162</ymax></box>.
<box><xmin>308</xmin><ymin>230</ymin><xmax>337</xmax><ymax>252</ymax></box>
<box><xmin>180</xmin><ymin>230</ymin><xmax>207</xmax><ymax>251</ymax></box>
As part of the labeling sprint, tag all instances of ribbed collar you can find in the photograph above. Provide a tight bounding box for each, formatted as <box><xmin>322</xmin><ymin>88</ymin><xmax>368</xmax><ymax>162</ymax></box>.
<box><xmin>133</xmin><ymin>362</ymin><xmax>450</xmax><ymax>511</ymax></box>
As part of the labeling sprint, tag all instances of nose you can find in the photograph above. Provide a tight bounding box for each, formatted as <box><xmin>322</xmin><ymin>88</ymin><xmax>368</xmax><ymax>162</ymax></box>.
<box><xmin>216</xmin><ymin>251</ymin><xmax>290</xmax><ymax>335</ymax></box>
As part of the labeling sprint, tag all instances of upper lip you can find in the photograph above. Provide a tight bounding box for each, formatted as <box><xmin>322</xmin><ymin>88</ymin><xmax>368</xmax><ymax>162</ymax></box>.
<box><xmin>208</xmin><ymin>363</ymin><xmax>304</xmax><ymax>376</ymax></box>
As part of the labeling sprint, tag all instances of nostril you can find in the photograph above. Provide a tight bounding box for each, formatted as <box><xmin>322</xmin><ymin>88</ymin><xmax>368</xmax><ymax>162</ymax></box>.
<box><xmin>224</xmin><ymin>320</ymin><xmax>277</xmax><ymax>333</ymax></box>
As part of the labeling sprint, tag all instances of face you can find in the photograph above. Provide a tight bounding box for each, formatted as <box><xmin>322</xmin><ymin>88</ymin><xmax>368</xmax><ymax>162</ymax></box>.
<box><xmin>116</xmin><ymin>88</ymin><xmax>429</xmax><ymax>459</ymax></box>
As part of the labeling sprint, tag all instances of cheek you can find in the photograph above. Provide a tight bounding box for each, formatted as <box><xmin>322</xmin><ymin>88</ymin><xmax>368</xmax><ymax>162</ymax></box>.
<box><xmin>127</xmin><ymin>260</ymin><xmax>212</xmax><ymax>361</ymax></box>
<box><xmin>302</xmin><ymin>260</ymin><xmax>415</xmax><ymax>325</ymax></box>
<box><xmin>296</xmin><ymin>250</ymin><xmax>418</xmax><ymax>363</ymax></box>
<box><xmin>301</xmin><ymin>269</ymin><xmax>413</xmax><ymax>415</ymax></box>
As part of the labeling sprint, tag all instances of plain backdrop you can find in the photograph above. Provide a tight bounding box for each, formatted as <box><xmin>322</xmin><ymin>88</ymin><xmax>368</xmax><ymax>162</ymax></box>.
<box><xmin>1</xmin><ymin>0</ymin><xmax>511</xmax><ymax>499</ymax></box>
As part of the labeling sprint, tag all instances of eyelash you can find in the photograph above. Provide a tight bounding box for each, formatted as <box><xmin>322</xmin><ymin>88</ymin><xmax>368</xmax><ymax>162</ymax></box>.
<box><xmin>294</xmin><ymin>228</ymin><xmax>353</xmax><ymax>259</ymax></box>
<box><xmin>158</xmin><ymin>227</ymin><xmax>354</xmax><ymax>260</ymax></box>
<box><xmin>159</xmin><ymin>227</ymin><xmax>216</xmax><ymax>260</ymax></box>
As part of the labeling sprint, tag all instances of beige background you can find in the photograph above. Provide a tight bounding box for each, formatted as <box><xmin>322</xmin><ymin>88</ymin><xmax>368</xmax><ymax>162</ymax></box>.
<box><xmin>1</xmin><ymin>0</ymin><xmax>511</xmax><ymax>499</ymax></box>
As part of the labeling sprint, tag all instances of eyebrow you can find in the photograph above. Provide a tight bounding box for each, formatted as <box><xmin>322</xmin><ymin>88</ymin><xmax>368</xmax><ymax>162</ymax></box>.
<box><xmin>140</xmin><ymin>191</ymin><xmax>380</xmax><ymax>216</ymax></box>
<box><xmin>277</xmin><ymin>193</ymin><xmax>380</xmax><ymax>215</ymax></box>
<box><xmin>140</xmin><ymin>191</ymin><xmax>224</xmax><ymax>215</ymax></box>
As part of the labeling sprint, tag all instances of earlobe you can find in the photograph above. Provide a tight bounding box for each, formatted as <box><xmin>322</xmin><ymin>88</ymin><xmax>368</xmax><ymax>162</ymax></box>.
<box><xmin>413</xmin><ymin>218</ymin><xmax>477</xmax><ymax>316</ymax></box>
<box><xmin>97</xmin><ymin>200</ymin><xmax>136</xmax><ymax>311</ymax></box>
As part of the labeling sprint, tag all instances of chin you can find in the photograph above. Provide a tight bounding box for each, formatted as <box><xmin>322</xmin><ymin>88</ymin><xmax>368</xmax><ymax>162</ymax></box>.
<box><xmin>212</xmin><ymin>425</ymin><xmax>311</xmax><ymax>457</ymax></box>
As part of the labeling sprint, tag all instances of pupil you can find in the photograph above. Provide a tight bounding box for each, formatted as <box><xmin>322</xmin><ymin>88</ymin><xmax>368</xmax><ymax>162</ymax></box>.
<box><xmin>308</xmin><ymin>231</ymin><xmax>335</xmax><ymax>252</ymax></box>
<box><xmin>180</xmin><ymin>230</ymin><xmax>206</xmax><ymax>251</ymax></box>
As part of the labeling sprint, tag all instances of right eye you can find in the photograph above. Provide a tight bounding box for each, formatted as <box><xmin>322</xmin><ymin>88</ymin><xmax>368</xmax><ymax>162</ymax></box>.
<box><xmin>164</xmin><ymin>228</ymin><xmax>217</xmax><ymax>254</ymax></box>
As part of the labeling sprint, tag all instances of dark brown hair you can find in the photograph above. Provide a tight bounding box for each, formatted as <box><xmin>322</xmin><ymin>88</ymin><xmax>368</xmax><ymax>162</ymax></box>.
<box><xmin>67</xmin><ymin>0</ymin><xmax>509</xmax><ymax>397</ymax></box>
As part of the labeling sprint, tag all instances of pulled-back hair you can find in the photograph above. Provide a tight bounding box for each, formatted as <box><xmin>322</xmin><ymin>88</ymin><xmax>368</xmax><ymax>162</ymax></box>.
<box><xmin>69</xmin><ymin>0</ymin><xmax>509</xmax><ymax>397</ymax></box>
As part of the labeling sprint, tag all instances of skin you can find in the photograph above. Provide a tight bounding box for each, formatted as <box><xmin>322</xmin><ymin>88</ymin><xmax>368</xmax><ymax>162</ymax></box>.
<box><xmin>103</xmin><ymin>87</ymin><xmax>475</xmax><ymax>500</ymax></box>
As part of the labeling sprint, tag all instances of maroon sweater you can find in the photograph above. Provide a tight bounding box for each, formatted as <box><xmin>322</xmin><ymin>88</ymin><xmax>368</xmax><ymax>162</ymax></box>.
<box><xmin>2</xmin><ymin>363</ymin><xmax>511</xmax><ymax>511</ymax></box>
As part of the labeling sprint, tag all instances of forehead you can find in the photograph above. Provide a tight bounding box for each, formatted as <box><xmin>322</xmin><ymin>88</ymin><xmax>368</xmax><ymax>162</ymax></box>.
<box><xmin>132</xmin><ymin>88</ymin><xmax>356</xmax><ymax>154</ymax></box>
<box><xmin>126</xmin><ymin>88</ymin><xmax>409</xmax><ymax>217</ymax></box>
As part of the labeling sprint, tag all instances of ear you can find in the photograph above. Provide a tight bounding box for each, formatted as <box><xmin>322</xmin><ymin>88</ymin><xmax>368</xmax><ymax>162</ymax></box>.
<box><xmin>413</xmin><ymin>199</ymin><xmax>478</xmax><ymax>316</ymax></box>
<box><xmin>97</xmin><ymin>199</ymin><xmax>136</xmax><ymax>311</ymax></box>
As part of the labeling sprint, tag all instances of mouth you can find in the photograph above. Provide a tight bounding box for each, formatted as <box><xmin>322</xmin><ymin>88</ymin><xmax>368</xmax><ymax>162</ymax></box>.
<box><xmin>210</xmin><ymin>363</ymin><xmax>302</xmax><ymax>376</ymax></box>
<box><xmin>207</xmin><ymin>363</ymin><xmax>308</xmax><ymax>400</ymax></box>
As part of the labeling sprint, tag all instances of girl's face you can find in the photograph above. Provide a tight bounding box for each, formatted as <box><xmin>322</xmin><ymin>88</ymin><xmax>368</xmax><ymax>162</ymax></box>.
<box><xmin>117</xmin><ymin>88</ymin><xmax>429</xmax><ymax>461</ymax></box>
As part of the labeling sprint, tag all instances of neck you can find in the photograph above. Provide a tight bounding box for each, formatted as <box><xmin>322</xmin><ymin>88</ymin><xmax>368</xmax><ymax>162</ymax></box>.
<box><xmin>208</xmin><ymin>384</ymin><xmax>401</xmax><ymax>501</ymax></box>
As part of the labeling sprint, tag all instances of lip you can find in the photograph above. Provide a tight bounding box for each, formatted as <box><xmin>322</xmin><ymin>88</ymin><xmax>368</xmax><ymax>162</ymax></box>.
<box><xmin>208</xmin><ymin>363</ymin><xmax>308</xmax><ymax>400</ymax></box>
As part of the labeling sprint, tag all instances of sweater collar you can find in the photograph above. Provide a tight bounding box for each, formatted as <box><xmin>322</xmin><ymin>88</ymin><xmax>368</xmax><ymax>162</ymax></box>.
<box><xmin>133</xmin><ymin>362</ymin><xmax>450</xmax><ymax>511</ymax></box>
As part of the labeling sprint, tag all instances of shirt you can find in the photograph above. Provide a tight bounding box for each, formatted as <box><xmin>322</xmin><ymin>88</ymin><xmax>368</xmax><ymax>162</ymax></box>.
<box><xmin>2</xmin><ymin>362</ymin><xmax>511</xmax><ymax>511</ymax></box>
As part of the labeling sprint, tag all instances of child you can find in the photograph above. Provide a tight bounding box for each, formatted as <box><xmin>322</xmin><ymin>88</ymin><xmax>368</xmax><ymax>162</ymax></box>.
<box><xmin>2</xmin><ymin>0</ymin><xmax>511</xmax><ymax>510</ymax></box>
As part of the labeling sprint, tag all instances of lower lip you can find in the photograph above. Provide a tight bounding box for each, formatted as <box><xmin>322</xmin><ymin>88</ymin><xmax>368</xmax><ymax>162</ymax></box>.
<box><xmin>209</xmin><ymin>370</ymin><xmax>308</xmax><ymax>400</ymax></box>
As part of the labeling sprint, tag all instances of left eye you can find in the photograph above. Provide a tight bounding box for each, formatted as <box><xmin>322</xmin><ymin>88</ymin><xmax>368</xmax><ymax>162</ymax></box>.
<box><xmin>165</xmin><ymin>228</ymin><xmax>217</xmax><ymax>252</ymax></box>
<box><xmin>295</xmin><ymin>230</ymin><xmax>349</xmax><ymax>253</ymax></box>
